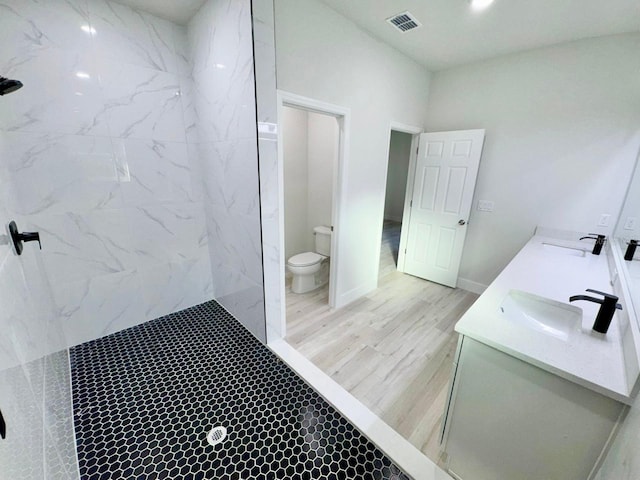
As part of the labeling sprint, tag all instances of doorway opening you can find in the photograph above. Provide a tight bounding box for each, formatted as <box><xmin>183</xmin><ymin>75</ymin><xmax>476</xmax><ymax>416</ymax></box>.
<box><xmin>380</xmin><ymin>130</ymin><xmax>415</xmax><ymax>279</ymax></box>
<box><xmin>276</xmin><ymin>91</ymin><xmax>350</xmax><ymax>339</ymax></box>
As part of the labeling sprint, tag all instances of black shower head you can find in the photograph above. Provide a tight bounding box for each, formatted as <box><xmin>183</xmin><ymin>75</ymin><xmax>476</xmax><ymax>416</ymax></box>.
<box><xmin>0</xmin><ymin>76</ymin><xmax>23</xmax><ymax>96</ymax></box>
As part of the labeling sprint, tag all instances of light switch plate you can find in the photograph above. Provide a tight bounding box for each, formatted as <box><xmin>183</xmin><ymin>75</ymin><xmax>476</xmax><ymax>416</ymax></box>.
<box><xmin>597</xmin><ymin>214</ymin><xmax>611</xmax><ymax>227</ymax></box>
<box><xmin>477</xmin><ymin>200</ymin><xmax>494</xmax><ymax>212</ymax></box>
<box><xmin>624</xmin><ymin>217</ymin><xmax>637</xmax><ymax>230</ymax></box>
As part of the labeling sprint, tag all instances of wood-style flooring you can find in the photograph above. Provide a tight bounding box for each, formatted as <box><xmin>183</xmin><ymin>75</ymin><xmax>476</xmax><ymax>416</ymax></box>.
<box><xmin>285</xmin><ymin>220</ymin><xmax>479</xmax><ymax>463</ymax></box>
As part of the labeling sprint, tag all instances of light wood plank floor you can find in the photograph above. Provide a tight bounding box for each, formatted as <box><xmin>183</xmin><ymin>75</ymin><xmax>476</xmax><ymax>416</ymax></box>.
<box><xmin>285</xmin><ymin>220</ymin><xmax>479</xmax><ymax>463</ymax></box>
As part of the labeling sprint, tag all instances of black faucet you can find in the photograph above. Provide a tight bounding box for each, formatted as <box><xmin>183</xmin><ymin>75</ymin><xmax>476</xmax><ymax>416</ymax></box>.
<box><xmin>569</xmin><ymin>288</ymin><xmax>622</xmax><ymax>334</ymax></box>
<box><xmin>625</xmin><ymin>240</ymin><xmax>638</xmax><ymax>261</ymax></box>
<box><xmin>579</xmin><ymin>234</ymin><xmax>606</xmax><ymax>255</ymax></box>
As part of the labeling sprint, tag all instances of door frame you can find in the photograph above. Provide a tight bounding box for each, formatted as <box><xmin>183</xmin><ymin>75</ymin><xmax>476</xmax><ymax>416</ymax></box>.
<box><xmin>378</xmin><ymin>122</ymin><xmax>423</xmax><ymax>280</ymax></box>
<box><xmin>276</xmin><ymin>90</ymin><xmax>351</xmax><ymax>338</ymax></box>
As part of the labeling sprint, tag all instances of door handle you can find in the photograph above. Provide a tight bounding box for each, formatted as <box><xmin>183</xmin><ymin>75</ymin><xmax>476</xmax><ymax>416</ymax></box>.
<box><xmin>458</xmin><ymin>220</ymin><xmax>466</xmax><ymax>226</ymax></box>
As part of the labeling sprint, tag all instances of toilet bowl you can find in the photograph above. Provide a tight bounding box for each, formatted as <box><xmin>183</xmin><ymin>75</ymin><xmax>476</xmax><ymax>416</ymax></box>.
<box><xmin>287</xmin><ymin>226</ymin><xmax>332</xmax><ymax>294</ymax></box>
<box><xmin>287</xmin><ymin>252</ymin><xmax>327</xmax><ymax>293</ymax></box>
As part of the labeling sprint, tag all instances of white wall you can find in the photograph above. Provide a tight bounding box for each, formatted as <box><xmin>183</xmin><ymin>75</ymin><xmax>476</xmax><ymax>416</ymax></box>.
<box><xmin>425</xmin><ymin>33</ymin><xmax>640</xmax><ymax>288</ymax></box>
<box><xmin>283</xmin><ymin>107</ymin><xmax>337</xmax><ymax>261</ymax></box>
<box><xmin>274</xmin><ymin>0</ymin><xmax>431</xmax><ymax>305</ymax></box>
<box><xmin>384</xmin><ymin>131</ymin><xmax>413</xmax><ymax>222</ymax></box>
<box><xmin>307</xmin><ymin>112</ymin><xmax>338</xmax><ymax>235</ymax></box>
<box><xmin>283</xmin><ymin>107</ymin><xmax>311</xmax><ymax>259</ymax></box>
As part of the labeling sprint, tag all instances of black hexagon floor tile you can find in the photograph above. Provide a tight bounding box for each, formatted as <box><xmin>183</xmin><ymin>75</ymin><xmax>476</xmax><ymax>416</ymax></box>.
<box><xmin>70</xmin><ymin>300</ymin><xmax>411</xmax><ymax>480</ymax></box>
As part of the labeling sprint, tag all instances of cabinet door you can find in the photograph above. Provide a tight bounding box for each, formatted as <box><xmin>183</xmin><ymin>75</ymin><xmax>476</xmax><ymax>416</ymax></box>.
<box><xmin>443</xmin><ymin>337</ymin><xmax>624</xmax><ymax>480</ymax></box>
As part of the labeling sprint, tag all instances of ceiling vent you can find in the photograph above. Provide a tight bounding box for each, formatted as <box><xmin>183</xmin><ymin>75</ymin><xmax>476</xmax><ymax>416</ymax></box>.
<box><xmin>386</xmin><ymin>11</ymin><xmax>422</xmax><ymax>33</ymax></box>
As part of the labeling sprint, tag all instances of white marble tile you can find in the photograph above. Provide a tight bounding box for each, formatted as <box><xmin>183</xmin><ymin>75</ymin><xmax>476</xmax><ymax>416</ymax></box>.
<box><xmin>53</xmin><ymin>268</ymin><xmax>144</xmax><ymax>346</ymax></box>
<box><xmin>198</xmin><ymin>0</ymin><xmax>254</xmax><ymax>74</ymax></box>
<box><xmin>0</xmin><ymin>252</ymin><xmax>50</xmax><ymax>368</ymax></box>
<box><xmin>179</xmin><ymin>76</ymin><xmax>199</xmax><ymax>144</ymax></box>
<box><xmin>172</xmin><ymin>24</ymin><xmax>191</xmax><ymax>78</ymax></box>
<box><xmin>88</xmin><ymin>0</ymin><xmax>179</xmax><ymax>74</ymax></box>
<box><xmin>28</xmin><ymin>209</ymin><xmax>135</xmax><ymax>284</ymax></box>
<box><xmin>126</xmin><ymin>202</ymin><xmax>200</xmax><ymax>269</ymax></box>
<box><xmin>206</xmin><ymin>205</ymin><xmax>264</xmax><ymax>285</ymax></box>
<box><xmin>139</xmin><ymin>258</ymin><xmax>209</xmax><ymax>321</ymax></box>
<box><xmin>189</xmin><ymin>0</ymin><xmax>257</xmax><ymax>142</ymax></box>
<box><xmin>200</xmin><ymin>140</ymin><xmax>260</xmax><ymax>216</ymax></box>
<box><xmin>216</xmin><ymin>282</ymin><xmax>266</xmax><ymax>342</ymax></box>
<box><xmin>252</xmin><ymin>2</ymin><xmax>277</xmax><ymax>126</ymax></box>
<box><xmin>0</xmin><ymin>0</ymin><xmax>91</xmax><ymax>72</ymax></box>
<box><xmin>0</xmin><ymin>254</ymin><xmax>25</xmax><ymax>369</ymax></box>
<box><xmin>97</xmin><ymin>59</ymin><xmax>185</xmax><ymax>142</ymax></box>
<box><xmin>192</xmin><ymin>64</ymin><xmax>257</xmax><ymax>142</ymax></box>
<box><xmin>113</xmin><ymin>137</ymin><xmax>193</xmax><ymax>206</ymax></box>
<box><xmin>43</xmin><ymin>350</ymin><xmax>79</xmax><ymax>480</ymax></box>
<box><xmin>1</xmin><ymin>131</ymin><xmax>121</xmax><ymax>215</ymax></box>
<box><xmin>0</xmin><ymin>362</ymin><xmax>45</xmax><ymax>480</ymax></box>
<box><xmin>0</xmin><ymin>48</ymin><xmax>109</xmax><ymax>136</ymax></box>
<box><xmin>252</xmin><ymin>0</ymin><xmax>275</xmax><ymax>26</ymax></box>
<box><xmin>186</xmin><ymin>143</ymin><xmax>205</xmax><ymax>202</ymax></box>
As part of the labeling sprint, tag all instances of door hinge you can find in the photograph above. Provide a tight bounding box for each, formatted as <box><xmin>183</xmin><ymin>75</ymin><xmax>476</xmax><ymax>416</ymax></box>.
<box><xmin>330</xmin><ymin>225</ymin><xmax>334</xmax><ymax>232</ymax></box>
<box><xmin>404</xmin><ymin>248</ymin><xmax>407</xmax><ymax>254</ymax></box>
<box><xmin>416</xmin><ymin>146</ymin><xmax>419</xmax><ymax>155</ymax></box>
<box><xmin>410</xmin><ymin>200</ymin><xmax>413</xmax><ymax>208</ymax></box>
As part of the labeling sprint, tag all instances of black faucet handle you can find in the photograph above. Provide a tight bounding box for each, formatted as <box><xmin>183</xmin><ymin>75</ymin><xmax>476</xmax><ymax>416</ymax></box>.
<box><xmin>584</xmin><ymin>289</ymin><xmax>622</xmax><ymax>309</ymax></box>
<box><xmin>579</xmin><ymin>234</ymin><xmax>606</xmax><ymax>255</ymax></box>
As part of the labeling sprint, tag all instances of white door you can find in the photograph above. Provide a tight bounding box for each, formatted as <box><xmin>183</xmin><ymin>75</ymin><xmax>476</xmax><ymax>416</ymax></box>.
<box><xmin>401</xmin><ymin>130</ymin><xmax>485</xmax><ymax>287</ymax></box>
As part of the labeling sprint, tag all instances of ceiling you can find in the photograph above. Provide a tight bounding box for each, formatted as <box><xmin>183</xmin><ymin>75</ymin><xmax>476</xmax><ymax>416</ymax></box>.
<box><xmin>318</xmin><ymin>0</ymin><xmax>640</xmax><ymax>70</ymax></box>
<box><xmin>116</xmin><ymin>0</ymin><xmax>640</xmax><ymax>70</ymax></box>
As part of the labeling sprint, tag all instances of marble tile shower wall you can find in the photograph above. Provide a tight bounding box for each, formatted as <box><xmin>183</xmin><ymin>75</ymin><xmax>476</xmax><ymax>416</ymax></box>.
<box><xmin>0</xmin><ymin>350</ymin><xmax>80</xmax><ymax>480</ymax></box>
<box><xmin>0</xmin><ymin>0</ymin><xmax>214</xmax><ymax>350</ymax></box>
<box><xmin>187</xmin><ymin>0</ymin><xmax>267</xmax><ymax>342</ymax></box>
<box><xmin>252</xmin><ymin>0</ymin><xmax>282</xmax><ymax>340</ymax></box>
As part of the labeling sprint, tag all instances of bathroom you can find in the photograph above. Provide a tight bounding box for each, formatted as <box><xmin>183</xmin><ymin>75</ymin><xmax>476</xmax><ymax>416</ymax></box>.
<box><xmin>282</xmin><ymin>105</ymin><xmax>338</xmax><ymax>300</ymax></box>
<box><xmin>1</xmin><ymin>0</ymin><xmax>640</xmax><ymax>479</ymax></box>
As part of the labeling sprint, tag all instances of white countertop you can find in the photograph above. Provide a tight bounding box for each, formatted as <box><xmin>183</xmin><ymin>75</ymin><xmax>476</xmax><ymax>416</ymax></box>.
<box><xmin>456</xmin><ymin>233</ymin><xmax>636</xmax><ymax>404</ymax></box>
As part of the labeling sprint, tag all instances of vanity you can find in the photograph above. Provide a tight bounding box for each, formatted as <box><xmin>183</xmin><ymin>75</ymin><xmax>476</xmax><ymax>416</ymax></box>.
<box><xmin>439</xmin><ymin>228</ymin><xmax>640</xmax><ymax>480</ymax></box>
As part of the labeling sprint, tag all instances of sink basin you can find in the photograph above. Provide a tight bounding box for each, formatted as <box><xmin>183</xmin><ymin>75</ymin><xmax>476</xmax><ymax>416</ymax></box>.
<box><xmin>542</xmin><ymin>242</ymin><xmax>587</xmax><ymax>257</ymax></box>
<box><xmin>500</xmin><ymin>290</ymin><xmax>582</xmax><ymax>341</ymax></box>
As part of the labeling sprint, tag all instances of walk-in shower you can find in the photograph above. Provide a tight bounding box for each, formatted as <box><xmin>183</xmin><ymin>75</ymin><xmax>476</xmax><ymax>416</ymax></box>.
<box><xmin>0</xmin><ymin>0</ymin><xmax>410</xmax><ymax>478</ymax></box>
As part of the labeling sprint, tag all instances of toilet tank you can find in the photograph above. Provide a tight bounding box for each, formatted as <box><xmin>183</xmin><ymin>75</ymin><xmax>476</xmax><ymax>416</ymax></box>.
<box><xmin>314</xmin><ymin>226</ymin><xmax>332</xmax><ymax>256</ymax></box>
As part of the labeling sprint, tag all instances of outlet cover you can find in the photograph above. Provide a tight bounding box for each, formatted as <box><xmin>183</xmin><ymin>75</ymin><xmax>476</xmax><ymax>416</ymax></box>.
<box><xmin>624</xmin><ymin>217</ymin><xmax>637</xmax><ymax>230</ymax></box>
<box><xmin>597</xmin><ymin>214</ymin><xmax>611</xmax><ymax>227</ymax></box>
<box><xmin>477</xmin><ymin>200</ymin><xmax>494</xmax><ymax>212</ymax></box>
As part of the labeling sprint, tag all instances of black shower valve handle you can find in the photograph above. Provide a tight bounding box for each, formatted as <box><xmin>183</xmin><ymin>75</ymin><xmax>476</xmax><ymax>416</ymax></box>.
<box><xmin>7</xmin><ymin>221</ymin><xmax>41</xmax><ymax>255</ymax></box>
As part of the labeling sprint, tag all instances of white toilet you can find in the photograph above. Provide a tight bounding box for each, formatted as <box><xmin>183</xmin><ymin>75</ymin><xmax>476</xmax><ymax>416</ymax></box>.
<box><xmin>287</xmin><ymin>226</ymin><xmax>332</xmax><ymax>294</ymax></box>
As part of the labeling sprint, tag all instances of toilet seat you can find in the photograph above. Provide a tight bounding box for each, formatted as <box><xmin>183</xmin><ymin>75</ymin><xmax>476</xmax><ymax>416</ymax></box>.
<box><xmin>287</xmin><ymin>252</ymin><xmax>324</xmax><ymax>267</ymax></box>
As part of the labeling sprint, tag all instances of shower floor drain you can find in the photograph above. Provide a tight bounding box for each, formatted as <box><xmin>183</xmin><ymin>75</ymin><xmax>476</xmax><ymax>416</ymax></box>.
<box><xmin>206</xmin><ymin>426</ymin><xmax>227</xmax><ymax>446</ymax></box>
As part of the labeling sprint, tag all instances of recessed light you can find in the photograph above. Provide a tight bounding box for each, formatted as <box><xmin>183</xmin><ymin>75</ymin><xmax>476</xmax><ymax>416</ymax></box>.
<box><xmin>76</xmin><ymin>71</ymin><xmax>91</xmax><ymax>79</ymax></box>
<box><xmin>81</xmin><ymin>25</ymin><xmax>96</xmax><ymax>35</ymax></box>
<box><xmin>469</xmin><ymin>0</ymin><xmax>494</xmax><ymax>11</ymax></box>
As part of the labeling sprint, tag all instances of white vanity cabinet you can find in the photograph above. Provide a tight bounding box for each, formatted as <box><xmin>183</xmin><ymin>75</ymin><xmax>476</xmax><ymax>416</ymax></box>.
<box><xmin>440</xmin><ymin>336</ymin><xmax>626</xmax><ymax>480</ymax></box>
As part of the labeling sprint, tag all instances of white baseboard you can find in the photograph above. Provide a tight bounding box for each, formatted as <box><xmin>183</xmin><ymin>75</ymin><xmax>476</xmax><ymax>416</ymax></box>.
<box><xmin>335</xmin><ymin>279</ymin><xmax>377</xmax><ymax>309</ymax></box>
<box><xmin>268</xmin><ymin>339</ymin><xmax>449</xmax><ymax>480</ymax></box>
<box><xmin>457</xmin><ymin>277</ymin><xmax>487</xmax><ymax>295</ymax></box>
